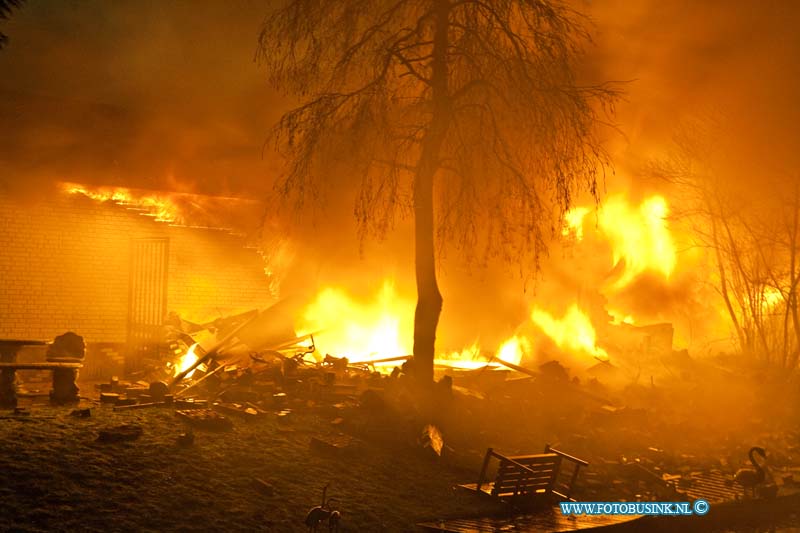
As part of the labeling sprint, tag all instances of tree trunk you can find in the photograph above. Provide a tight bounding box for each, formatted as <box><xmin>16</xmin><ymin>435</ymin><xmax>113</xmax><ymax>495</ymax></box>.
<box><xmin>789</xmin><ymin>186</ymin><xmax>800</xmax><ymax>368</ymax></box>
<box><xmin>412</xmin><ymin>0</ymin><xmax>450</xmax><ymax>385</ymax></box>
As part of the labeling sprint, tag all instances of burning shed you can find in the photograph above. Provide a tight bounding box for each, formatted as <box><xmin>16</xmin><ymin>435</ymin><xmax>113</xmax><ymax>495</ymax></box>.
<box><xmin>0</xmin><ymin>185</ymin><xmax>275</xmax><ymax>376</ymax></box>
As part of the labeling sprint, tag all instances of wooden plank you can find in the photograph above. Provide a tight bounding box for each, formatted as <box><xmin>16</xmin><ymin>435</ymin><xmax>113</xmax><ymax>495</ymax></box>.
<box><xmin>545</xmin><ymin>445</ymin><xmax>590</xmax><ymax>467</ymax></box>
<box><xmin>498</xmin><ymin>475</ymin><xmax>556</xmax><ymax>484</ymax></box>
<box><xmin>495</xmin><ymin>473</ymin><xmax>556</xmax><ymax>485</ymax></box>
<box><xmin>494</xmin><ymin>479</ymin><xmax>551</xmax><ymax>491</ymax></box>
<box><xmin>507</xmin><ymin>453</ymin><xmax>560</xmax><ymax>462</ymax></box>
<box><xmin>494</xmin><ymin>486</ymin><xmax>551</xmax><ymax>496</ymax></box>
<box><xmin>497</xmin><ymin>466</ymin><xmax>557</xmax><ymax>477</ymax></box>
<box><xmin>498</xmin><ymin>467</ymin><xmax>557</xmax><ymax>477</ymax></box>
<box><xmin>457</xmin><ymin>482</ymin><xmax>494</xmax><ymax>496</ymax></box>
<box><xmin>476</xmin><ymin>447</ymin><xmax>494</xmax><ymax>492</ymax></box>
<box><xmin>170</xmin><ymin>311</ymin><xmax>261</xmax><ymax>387</ymax></box>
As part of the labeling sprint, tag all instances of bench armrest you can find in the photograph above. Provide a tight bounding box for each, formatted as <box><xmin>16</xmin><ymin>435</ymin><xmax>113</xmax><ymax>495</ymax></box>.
<box><xmin>545</xmin><ymin>444</ymin><xmax>589</xmax><ymax>467</ymax></box>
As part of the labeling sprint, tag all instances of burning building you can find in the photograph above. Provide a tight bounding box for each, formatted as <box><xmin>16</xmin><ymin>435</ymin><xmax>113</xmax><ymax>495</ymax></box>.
<box><xmin>1</xmin><ymin>1</ymin><xmax>800</xmax><ymax>532</ymax></box>
<box><xmin>0</xmin><ymin>185</ymin><xmax>275</xmax><ymax>376</ymax></box>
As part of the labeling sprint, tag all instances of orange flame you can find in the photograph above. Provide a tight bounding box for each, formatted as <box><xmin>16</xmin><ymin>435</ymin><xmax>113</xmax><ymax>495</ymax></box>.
<box><xmin>562</xmin><ymin>206</ymin><xmax>591</xmax><ymax>240</ymax></box>
<box><xmin>495</xmin><ymin>335</ymin><xmax>528</xmax><ymax>366</ymax></box>
<box><xmin>175</xmin><ymin>343</ymin><xmax>200</xmax><ymax>378</ymax></box>
<box><xmin>298</xmin><ymin>280</ymin><xmax>534</xmax><ymax>369</ymax></box>
<box><xmin>297</xmin><ymin>279</ymin><xmax>414</xmax><ymax>362</ymax></box>
<box><xmin>531</xmin><ymin>304</ymin><xmax>608</xmax><ymax>360</ymax></box>
<box><xmin>565</xmin><ymin>194</ymin><xmax>677</xmax><ymax>289</ymax></box>
<box><xmin>608</xmin><ymin>308</ymin><xmax>635</xmax><ymax>325</ymax></box>
<box><xmin>61</xmin><ymin>182</ymin><xmax>182</xmax><ymax>223</ymax></box>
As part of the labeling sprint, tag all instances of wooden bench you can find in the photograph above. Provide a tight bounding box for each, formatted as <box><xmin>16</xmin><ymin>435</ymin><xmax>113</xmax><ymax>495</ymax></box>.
<box><xmin>459</xmin><ymin>445</ymin><xmax>589</xmax><ymax>507</ymax></box>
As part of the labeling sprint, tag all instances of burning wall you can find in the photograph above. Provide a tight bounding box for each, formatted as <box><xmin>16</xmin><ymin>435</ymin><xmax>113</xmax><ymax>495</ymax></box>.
<box><xmin>0</xmin><ymin>189</ymin><xmax>275</xmax><ymax>375</ymax></box>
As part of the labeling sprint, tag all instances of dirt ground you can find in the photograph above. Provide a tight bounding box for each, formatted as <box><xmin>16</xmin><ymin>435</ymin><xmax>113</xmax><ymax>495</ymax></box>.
<box><xmin>0</xmin><ymin>395</ymin><xmax>502</xmax><ymax>532</ymax></box>
<box><xmin>2</xmin><ymin>354</ymin><xmax>800</xmax><ymax>533</ymax></box>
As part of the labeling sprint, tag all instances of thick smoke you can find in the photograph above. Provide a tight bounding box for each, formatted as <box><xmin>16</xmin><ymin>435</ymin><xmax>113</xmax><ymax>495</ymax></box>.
<box><xmin>0</xmin><ymin>0</ymin><xmax>283</xmax><ymax>198</ymax></box>
<box><xmin>2</xmin><ymin>0</ymin><xmax>799</xmax><ymax>354</ymax></box>
<box><xmin>587</xmin><ymin>0</ymin><xmax>800</xmax><ymax>176</ymax></box>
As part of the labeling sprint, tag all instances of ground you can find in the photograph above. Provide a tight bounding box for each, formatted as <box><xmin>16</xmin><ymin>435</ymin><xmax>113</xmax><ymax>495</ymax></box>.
<box><xmin>2</xmin><ymin>354</ymin><xmax>800</xmax><ymax>532</ymax></box>
<box><xmin>0</xmin><ymin>398</ymin><xmax>500</xmax><ymax>532</ymax></box>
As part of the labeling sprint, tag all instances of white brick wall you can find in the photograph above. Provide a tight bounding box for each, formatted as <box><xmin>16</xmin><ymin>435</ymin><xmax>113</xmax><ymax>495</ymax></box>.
<box><xmin>0</xmin><ymin>193</ymin><xmax>275</xmax><ymax>344</ymax></box>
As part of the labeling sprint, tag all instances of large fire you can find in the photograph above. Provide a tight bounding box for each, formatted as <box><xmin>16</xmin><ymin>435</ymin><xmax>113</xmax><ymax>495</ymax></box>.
<box><xmin>296</xmin><ymin>280</ymin><xmax>532</xmax><ymax>368</ymax></box>
<box><xmin>62</xmin><ymin>182</ymin><xmax>184</xmax><ymax>224</ymax></box>
<box><xmin>292</xmin><ymin>194</ymin><xmax>686</xmax><ymax>370</ymax></box>
<box><xmin>297</xmin><ymin>279</ymin><xmax>414</xmax><ymax>362</ymax></box>
<box><xmin>531</xmin><ymin>304</ymin><xmax>608</xmax><ymax>361</ymax></box>
<box><xmin>565</xmin><ymin>194</ymin><xmax>677</xmax><ymax>289</ymax></box>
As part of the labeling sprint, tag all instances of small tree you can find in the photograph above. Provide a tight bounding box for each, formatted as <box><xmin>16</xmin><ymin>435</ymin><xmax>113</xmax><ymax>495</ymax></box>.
<box><xmin>258</xmin><ymin>0</ymin><xmax>619</xmax><ymax>384</ymax></box>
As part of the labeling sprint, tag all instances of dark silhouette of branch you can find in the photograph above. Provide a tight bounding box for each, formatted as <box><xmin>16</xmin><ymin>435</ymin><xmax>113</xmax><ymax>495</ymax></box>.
<box><xmin>0</xmin><ymin>0</ymin><xmax>24</xmax><ymax>50</ymax></box>
<box><xmin>257</xmin><ymin>0</ymin><xmax>621</xmax><ymax>382</ymax></box>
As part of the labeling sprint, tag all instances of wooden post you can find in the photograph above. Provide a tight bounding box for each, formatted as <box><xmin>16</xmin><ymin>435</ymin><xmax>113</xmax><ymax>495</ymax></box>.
<box><xmin>566</xmin><ymin>464</ymin><xmax>582</xmax><ymax>500</ymax></box>
<box><xmin>0</xmin><ymin>344</ymin><xmax>19</xmax><ymax>407</ymax></box>
<box><xmin>477</xmin><ymin>448</ymin><xmax>493</xmax><ymax>492</ymax></box>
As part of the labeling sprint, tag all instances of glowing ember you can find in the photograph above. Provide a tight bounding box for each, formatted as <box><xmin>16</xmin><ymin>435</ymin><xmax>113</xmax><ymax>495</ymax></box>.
<box><xmin>565</xmin><ymin>194</ymin><xmax>677</xmax><ymax>289</ymax></box>
<box><xmin>531</xmin><ymin>304</ymin><xmax>608</xmax><ymax>360</ymax></box>
<box><xmin>297</xmin><ymin>279</ymin><xmax>414</xmax><ymax>362</ymax></box>
<box><xmin>175</xmin><ymin>343</ymin><xmax>200</xmax><ymax>378</ymax></box>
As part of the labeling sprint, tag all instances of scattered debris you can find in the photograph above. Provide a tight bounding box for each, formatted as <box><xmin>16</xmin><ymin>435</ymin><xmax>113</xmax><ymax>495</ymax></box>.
<box><xmin>420</xmin><ymin>424</ymin><xmax>444</xmax><ymax>457</ymax></box>
<box><xmin>310</xmin><ymin>434</ymin><xmax>359</xmax><ymax>456</ymax></box>
<box><xmin>252</xmin><ymin>477</ymin><xmax>275</xmax><ymax>496</ymax></box>
<box><xmin>149</xmin><ymin>381</ymin><xmax>169</xmax><ymax>402</ymax></box>
<box><xmin>175</xmin><ymin>409</ymin><xmax>234</xmax><ymax>432</ymax></box>
<box><xmin>100</xmin><ymin>393</ymin><xmax>120</xmax><ymax>404</ymax></box>
<box><xmin>113</xmin><ymin>401</ymin><xmax>168</xmax><ymax>411</ymax></box>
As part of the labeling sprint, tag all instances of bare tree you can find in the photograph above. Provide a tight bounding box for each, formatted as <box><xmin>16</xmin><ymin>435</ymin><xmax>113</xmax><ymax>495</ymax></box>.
<box><xmin>652</xmin><ymin>118</ymin><xmax>800</xmax><ymax>369</ymax></box>
<box><xmin>0</xmin><ymin>0</ymin><xmax>23</xmax><ymax>50</ymax></box>
<box><xmin>258</xmin><ymin>0</ymin><xmax>619</xmax><ymax>384</ymax></box>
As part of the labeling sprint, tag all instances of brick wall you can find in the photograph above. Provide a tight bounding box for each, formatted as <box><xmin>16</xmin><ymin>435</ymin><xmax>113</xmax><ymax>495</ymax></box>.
<box><xmin>167</xmin><ymin>225</ymin><xmax>276</xmax><ymax>323</ymax></box>
<box><xmin>0</xmin><ymin>193</ymin><xmax>275</xmax><ymax>347</ymax></box>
